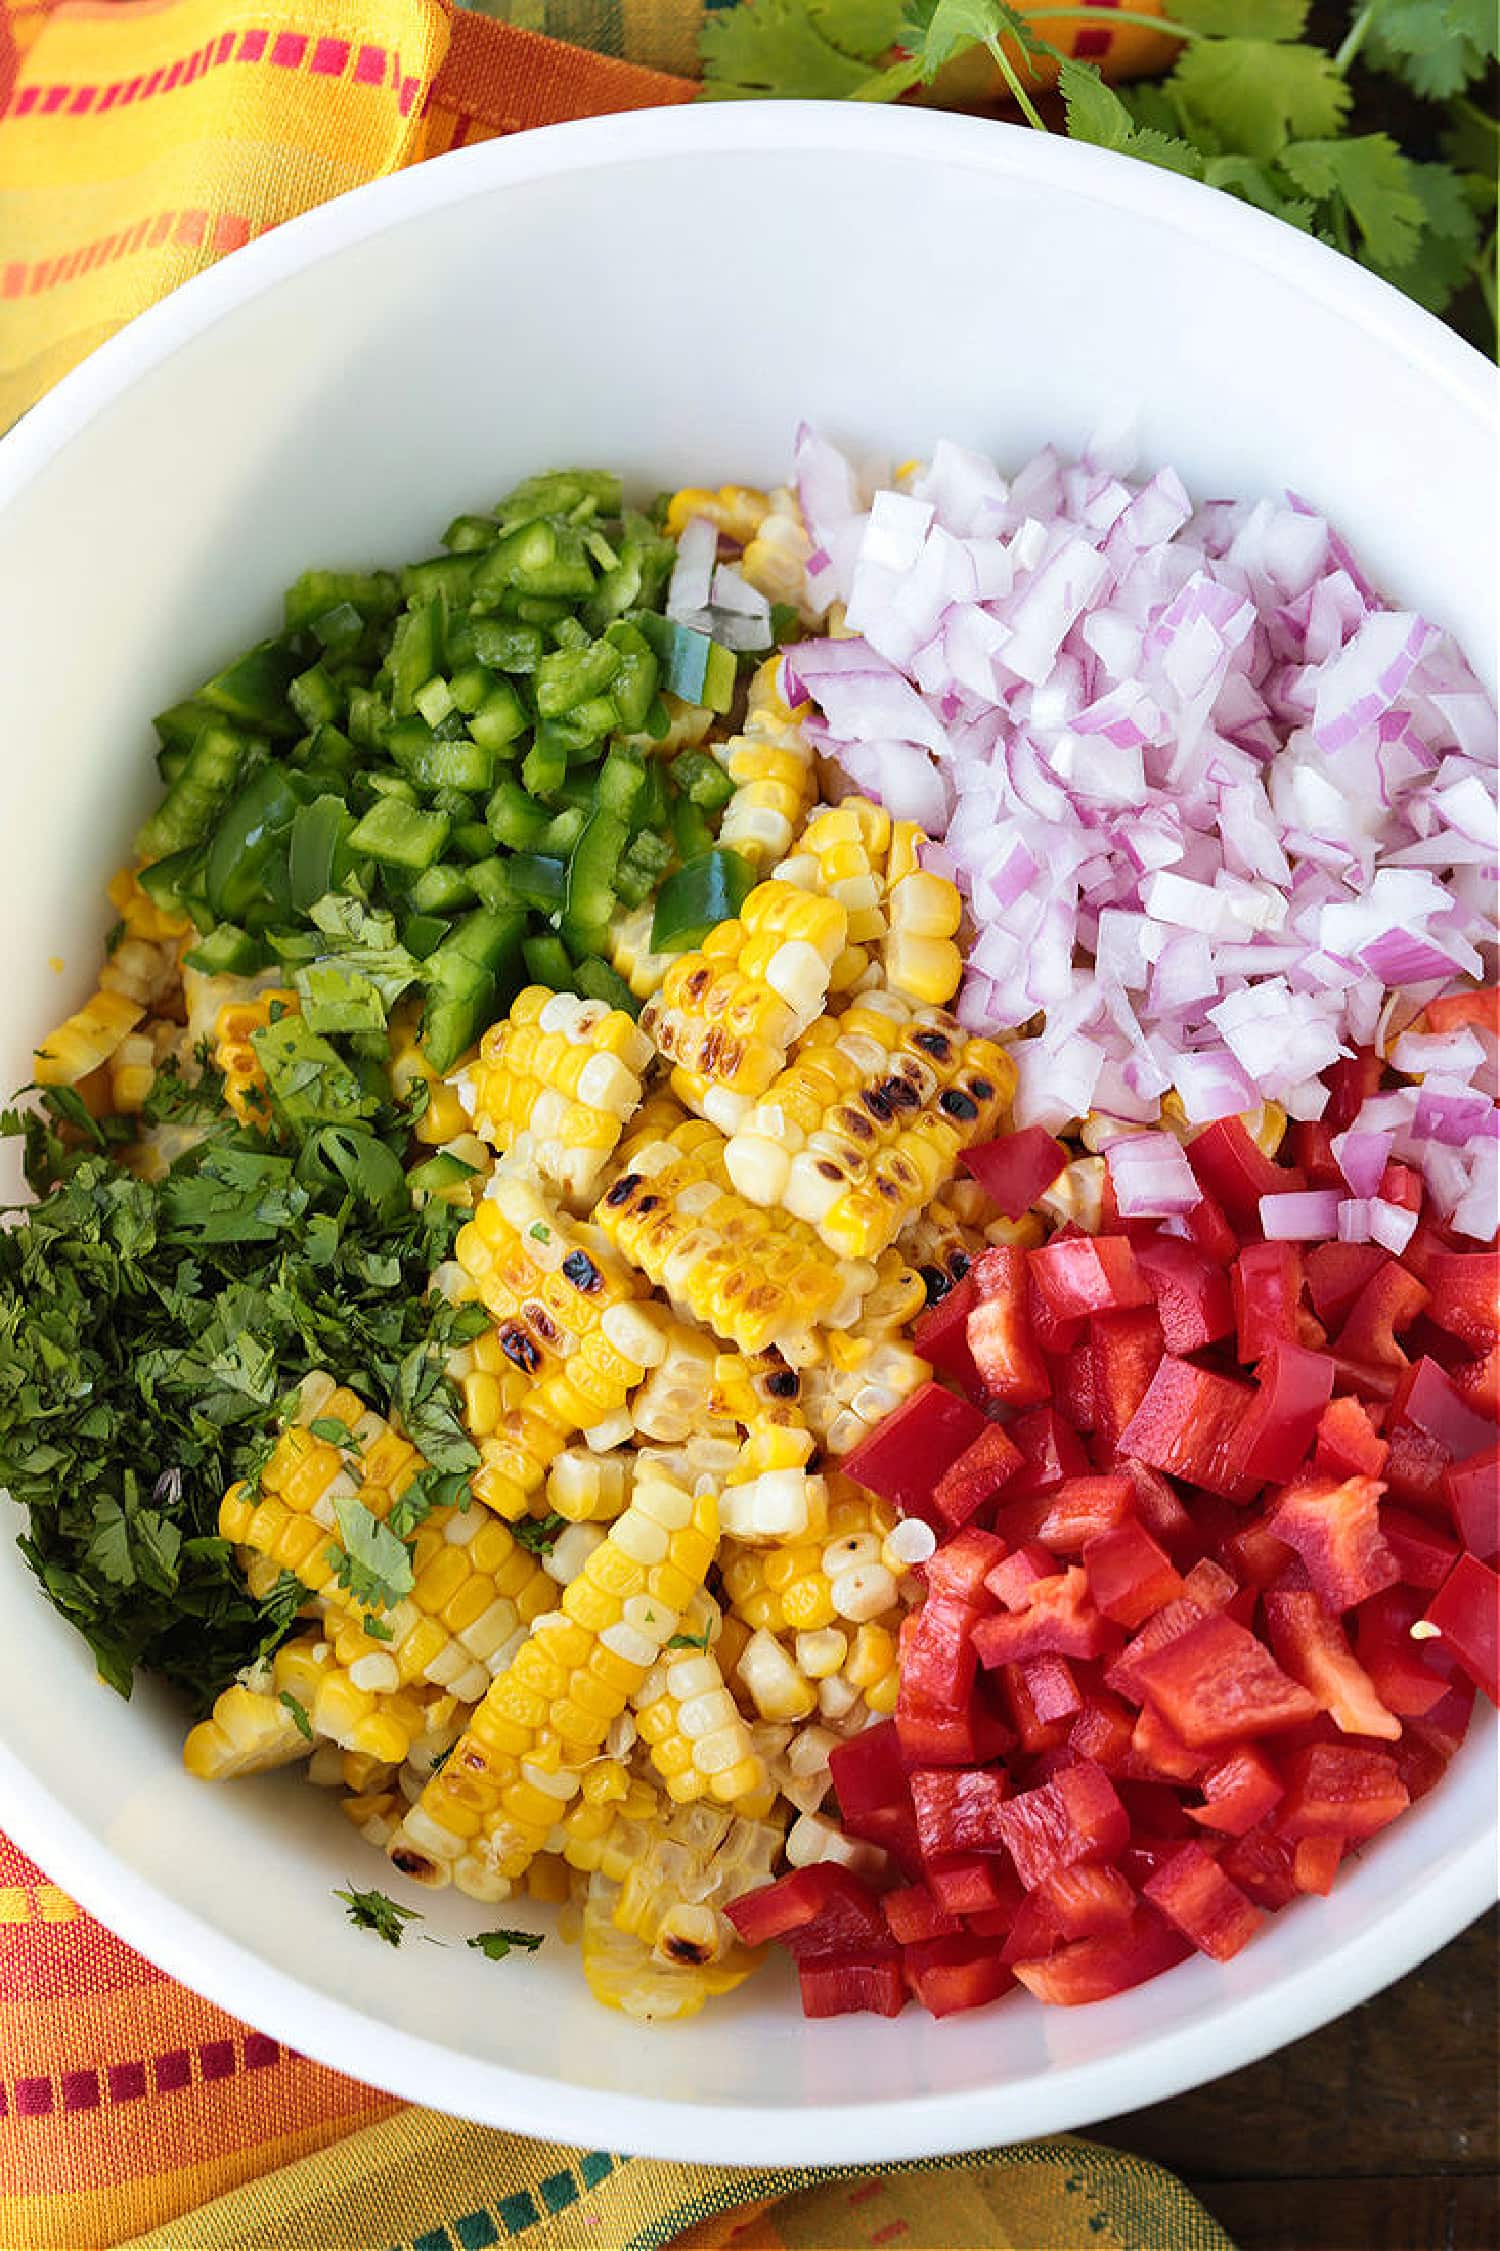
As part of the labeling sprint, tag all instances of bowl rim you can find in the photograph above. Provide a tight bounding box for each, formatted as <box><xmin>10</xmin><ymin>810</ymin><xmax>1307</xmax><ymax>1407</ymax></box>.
<box><xmin>0</xmin><ymin>100</ymin><xmax>1495</xmax><ymax>2163</ymax></box>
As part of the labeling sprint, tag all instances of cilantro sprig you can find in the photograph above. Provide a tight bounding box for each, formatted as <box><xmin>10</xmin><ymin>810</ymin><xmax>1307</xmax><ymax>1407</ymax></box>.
<box><xmin>467</xmin><ymin>1927</ymin><xmax>546</xmax><ymax>1961</ymax></box>
<box><xmin>700</xmin><ymin>0</ymin><xmax>1496</xmax><ymax>351</ymax></box>
<box><xmin>335</xmin><ymin>1884</ymin><xmax>425</xmax><ymax>1947</ymax></box>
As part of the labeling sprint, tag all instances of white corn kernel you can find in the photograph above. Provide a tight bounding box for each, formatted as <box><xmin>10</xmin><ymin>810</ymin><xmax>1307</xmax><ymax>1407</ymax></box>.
<box><xmin>795</xmin><ymin>1628</ymin><xmax>848</xmax><ymax>1680</ymax></box>
<box><xmin>544</xmin><ymin>1523</ymin><xmax>606</xmax><ymax>1585</ymax></box>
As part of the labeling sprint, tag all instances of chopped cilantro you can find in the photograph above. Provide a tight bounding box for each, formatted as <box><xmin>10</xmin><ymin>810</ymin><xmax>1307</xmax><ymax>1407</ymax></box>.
<box><xmin>467</xmin><ymin>1926</ymin><xmax>545</xmax><ymax>1961</ymax></box>
<box><xmin>512</xmin><ymin>1512</ymin><xmax>566</xmax><ymax>1556</ymax></box>
<box><xmin>666</xmin><ymin>1625</ymin><xmax>714</xmax><ymax>1653</ymax></box>
<box><xmin>362</xmin><ymin>1613</ymin><xmax>395</xmax><ymax>1642</ymax></box>
<box><xmin>279</xmin><ymin>1690</ymin><xmax>313</xmax><ymax>1740</ymax></box>
<box><xmin>331</xmin><ymin>1493</ymin><xmax>414</xmax><ymax>1613</ymax></box>
<box><xmin>528</xmin><ymin>1221</ymin><xmax>552</xmax><ymax>1242</ymax></box>
<box><xmin>335</xmin><ymin>1884</ymin><xmax>423</xmax><ymax>1947</ymax></box>
<box><xmin>310</xmin><ymin>1416</ymin><xmax>357</xmax><ymax>1447</ymax></box>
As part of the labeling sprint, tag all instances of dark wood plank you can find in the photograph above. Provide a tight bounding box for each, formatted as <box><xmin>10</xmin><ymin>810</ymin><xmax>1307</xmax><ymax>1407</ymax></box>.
<box><xmin>1091</xmin><ymin>1909</ymin><xmax>1497</xmax><ymax>2248</ymax></box>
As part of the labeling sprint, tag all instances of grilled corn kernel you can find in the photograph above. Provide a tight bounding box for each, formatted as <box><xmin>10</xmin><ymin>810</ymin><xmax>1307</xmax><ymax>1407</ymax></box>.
<box><xmin>470</xmin><ymin>986</ymin><xmax>651</xmax><ymax>1203</ymax></box>
<box><xmin>214</xmin><ymin>989</ymin><xmax>301</xmax><ymax>1127</ymax></box>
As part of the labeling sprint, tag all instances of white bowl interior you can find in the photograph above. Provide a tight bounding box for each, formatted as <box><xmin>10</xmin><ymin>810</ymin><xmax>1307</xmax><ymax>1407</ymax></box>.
<box><xmin>0</xmin><ymin>106</ymin><xmax>1495</xmax><ymax>2161</ymax></box>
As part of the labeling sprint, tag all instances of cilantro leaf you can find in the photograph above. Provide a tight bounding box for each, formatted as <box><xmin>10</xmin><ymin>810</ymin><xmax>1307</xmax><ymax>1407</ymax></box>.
<box><xmin>1363</xmin><ymin>158</ymin><xmax>1483</xmax><ymax>312</ymax></box>
<box><xmin>467</xmin><ymin>1926</ymin><xmax>544</xmax><ymax>1961</ymax></box>
<box><xmin>512</xmin><ymin>1511</ymin><xmax>565</xmax><ymax>1556</ymax></box>
<box><xmin>335</xmin><ymin>1884</ymin><xmax>422</xmax><ymax>1947</ymax></box>
<box><xmin>667</xmin><ymin>1625</ymin><xmax>714</xmax><ymax>1653</ymax></box>
<box><xmin>250</xmin><ymin>1013</ymin><xmax>377</xmax><ymax>1133</ymax></box>
<box><xmin>1172</xmin><ymin>39</ymin><xmax>1350</xmax><ymax>158</ymax></box>
<box><xmin>1059</xmin><ymin>61</ymin><xmax>1206</xmax><ymax>178</ymax></box>
<box><xmin>1363</xmin><ymin>0</ymin><xmax>1497</xmax><ymax>102</ymax></box>
<box><xmin>701</xmin><ymin>0</ymin><xmax>902</xmax><ymax>99</ymax></box>
<box><xmin>279</xmin><ymin>1689</ymin><xmax>313</xmax><ymax>1740</ymax></box>
<box><xmin>1173</xmin><ymin>0</ymin><xmax>1307</xmax><ymax>34</ymax></box>
<box><xmin>330</xmin><ymin>1492</ymin><xmax>414</xmax><ymax>1612</ymax></box>
<box><xmin>1203</xmin><ymin>153</ymin><xmax>1316</xmax><ymax>229</ymax></box>
<box><xmin>1281</xmin><ymin>134</ymin><xmax>1426</xmax><ymax>268</ymax></box>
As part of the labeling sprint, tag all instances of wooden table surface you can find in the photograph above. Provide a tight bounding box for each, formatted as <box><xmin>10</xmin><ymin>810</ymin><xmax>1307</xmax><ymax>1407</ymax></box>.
<box><xmin>1089</xmin><ymin>1907</ymin><xmax>1498</xmax><ymax>2251</ymax></box>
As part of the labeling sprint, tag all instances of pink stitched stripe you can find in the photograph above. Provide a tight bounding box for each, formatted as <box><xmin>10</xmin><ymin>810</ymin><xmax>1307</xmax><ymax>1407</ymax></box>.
<box><xmin>311</xmin><ymin>36</ymin><xmax>349</xmax><ymax>76</ymax></box>
<box><xmin>270</xmin><ymin>31</ymin><xmax>307</xmax><ymax>69</ymax></box>
<box><xmin>353</xmin><ymin>42</ymin><xmax>386</xmax><ymax>84</ymax></box>
<box><xmin>2</xmin><ymin>2035</ymin><xmax>286</xmax><ymax>2122</ymax></box>
<box><xmin>238</xmin><ymin>28</ymin><xmax>267</xmax><ymax>62</ymax></box>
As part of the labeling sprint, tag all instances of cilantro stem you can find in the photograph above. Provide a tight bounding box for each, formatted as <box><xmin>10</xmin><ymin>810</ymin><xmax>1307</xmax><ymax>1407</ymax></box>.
<box><xmin>1333</xmin><ymin>4</ymin><xmax>1374</xmax><ymax>75</ymax></box>
<box><xmin>1011</xmin><ymin>7</ymin><xmax>1202</xmax><ymax>38</ymax></box>
<box><xmin>985</xmin><ymin>35</ymin><xmax>1050</xmax><ymax>133</ymax></box>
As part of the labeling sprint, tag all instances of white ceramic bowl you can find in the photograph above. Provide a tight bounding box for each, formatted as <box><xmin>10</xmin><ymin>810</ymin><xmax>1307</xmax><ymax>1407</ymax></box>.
<box><xmin>0</xmin><ymin>103</ymin><xmax>1495</xmax><ymax>2165</ymax></box>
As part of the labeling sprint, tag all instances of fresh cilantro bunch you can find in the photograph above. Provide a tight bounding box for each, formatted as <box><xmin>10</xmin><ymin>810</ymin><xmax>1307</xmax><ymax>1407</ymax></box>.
<box><xmin>0</xmin><ymin>1071</ymin><xmax>474</xmax><ymax>1706</ymax></box>
<box><xmin>701</xmin><ymin>0</ymin><xmax>1496</xmax><ymax>352</ymax></box>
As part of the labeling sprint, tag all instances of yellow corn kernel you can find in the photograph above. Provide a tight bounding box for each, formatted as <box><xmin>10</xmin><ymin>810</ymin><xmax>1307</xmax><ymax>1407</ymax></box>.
<box><xmin>213</xmin><ymin>989</ymin><xmax>301</xmax><ymax>1127</ymax></box>
<box><xmin>182</xmin><ymin>1634</ymin><xmax>336</xmax><ymax>1780</ymax></box>
<box><xmin>665</xmin><ymin>485</ymin><xmax>769</xmax><ymax>543</ymax></box>
<box><xmin>469</xmin><ymin>986</ymin><xmax>651</xmax><ymax>1203</ymax></box>
<box><xmin>33</xmin><ymin>988</ymin><xmax>144</xmax><ymax>1088</ymax></box>
<box><xmin>107</xmin><ymin>865</ymin><xmax>191</xmax><ymax>943</ymax></box>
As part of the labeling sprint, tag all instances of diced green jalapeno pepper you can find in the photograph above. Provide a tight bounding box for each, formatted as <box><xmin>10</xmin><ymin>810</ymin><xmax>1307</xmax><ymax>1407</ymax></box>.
<box><xmin>468</xmin><ymin>680</ymin><xmax>528</xmax><ymax>752</ymax></box>
<box><xmin>421</xmin><ymin>907</ymin><xmax>526</xmax><ymax>1070</ymax></box>
<box><xmin>522</xmin><ymin>932</ymin><xmax>575</xmax><ymax>988</ymax></box>
<box><xmin>506</xmin><ymin>853</ymin><xmax>568</xmax><ymax>913</ymax></box>
<box><xmin>183</xmin><ymin>922</ymin><xmax>266</xmax><ymax>977</ymax></box>
<box><xmin>289</xmin><ymin>794</ymin><xmax>357</xmax><ymax>914</ymax></box>
<box><xmin>615</xmin><ymin>828</ymin><xmax>672</xmax><ymax>909</ymax></box>
<box><xmin>401</xmin><ymin>554</ymin><xmax>479</xmax><ymax>607</ymax></box>
<box><xmin>497</xmin><ymin>470</ymin><xmax>621</xmax><ymax>524</ymax></box>
<box><xmin>651</xmin><ymin>849</ymin><xmax>756</xmax><ymax>952</ymax></box>
<box><xmin>574</xmin><ymin>957</ymin><xmax>641</xmax><ymax>1016</ymax></box>
<box><xmin>384</xmin><ymin>720</ymin><xmax>496</xmax><ymax>797</ymax></box>
<box><xmin>347</xmin><ymin>796</ymin><xmax>450</xmax><ymax>872</ymax></box>
<box><xmin>522</xmin><ymin>734</ymin><xmax>569</xmax><ymax>800</ymax></box>
<box><xmin>283</xmin><ymin>568</ymin><xmax>399</xmax><ymax>632</ymax></box>
<box><xmin>471</xmin><ymin>619</ymin><xmax>544</xmax><ymax>673</ymax></box>
<box><xmin>671</xmin><ymin>794</ymin><xmax>715</xmax><ymax>865</ymax></box>
<box><xmin>486</xmin><ymin>780</ymin><xmax>552</xmax><ymax>851</ymax></box>
<box><xmin>136</xmin><ymin>723</ymin><xmax>255</xmax><ymax>863</ymax></box>
<box><xmin>670</xmin><ymin>750</ymin><xmax>735</xmax><ymax>811</ymax></box>
<box><xmin>562</xmin><ymin>808</ymin><xmax>627</xmax><ymax>954</ymax></box>
<box><xmin>387</xmin><ymin>596</ymin><xmax>446</xmax><ymax>718</ymax></box>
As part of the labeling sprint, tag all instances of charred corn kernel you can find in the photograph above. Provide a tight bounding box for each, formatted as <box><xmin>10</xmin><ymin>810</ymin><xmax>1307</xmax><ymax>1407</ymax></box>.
<box><xmin>546</xmin><ymin>1447</ymin><xmax>633</xmax><ymax>1524</ymax></box>
<box><xmin>385</xmin><ymin>1468</ymin><xmax>716</xmax><ymax>1897</ymax></box>
<box><xmin>630</xmin><ymin>1319</ymin><xmax>725</xmax><ymax>1446</ymax></box>
<box><xmin>884</xmin><ymin>858</ymin><xmax>964</xmax><ymax>1006</ymax></box>
<box><xmin>608</xmin><ymin>903</ymin><xmax>674</xmax><ymax>1003</ymax></box>
<box><xmin>183</xmin><ymin>1633</ymin><xmax>336</xmax><ymax>1780</ymax></box>
<box><xmin>607</xmin><ymin>1800</ymin><xmax>782</xmax><ymax>1956</ymax></box>
<box><xmin>33</xmin><ymin>987</ymin><xmax>144</xmax><ymax>1087</ymax></box>
<box><xmin>641</xmin><ymin>880</ymin><xmax>847</xmax><ymax>1132</ymax></box>
<box><xmin>552</xmin><ymin>1782</ymin><xmax>661</xmax><ymax>1877</ymax></box>
<box><xmin>898</xmin><ymin>1186</ymin><xmax>987</xmax><ymax>1302</ymax></box>
<box><xmin>581</xmin><ymin>1876</ymin><xmax>755</xmax><ymax>2022</ymax></box>
<box><xmin>388</xmin><ymin>999</ymin><xmax>472</xmax><ymax>1144</ymax></box>
<box><xmin>108</xmin><ymin>864</ymin><xmax>190</xmax><ymax>943</ymax></box>
<box><xmin>740</xmin><ymin>496</ymin><xmax>818</xmax><ymax>618</ymax></box>
<box><xmin>712</xmin><ymin>1349</ymin><xmax>822</xmax><ymax>1544</ymax></box>
<box><xmin>470</xmin><ymin>987</ymin><xmax>651</xmax><ymax>1202</ymax></box>
<box><xmin>726</xmin><ymin>993</ymin><xmax>1014</xmax><ymax>1261</ymax></box>
<box><xmin>1038</xmin><ymin>1155</ymin><xmax>1107</xmax><ymax>1235</ymax></box>
<box><xmin>594</xmin><ymin>1119</ymin><xmax>872</xmax><ymax>1363</ymax></box>
<box><xmin>735</xmin><ymin>1628</ymin><xmax>817</xmax><ymax>1723</ymax></box>
<box><xmin>453</xmin><ymin>1173</ymin><xmax>663</xmax><ymax>1516</ymax></box>
<box><xmin>800</xmin><ymin>1332</ymin><xmax>929</xmax><ymax>1457</ymax></box>
<box><xmin>665</xmin><ymin>485</ymin><xmax>770</xmax><ymax>543</ymax></box>
<box><xmin>633</xmin><ymin>1643</ymin><xmax>766</xmax><ymax>1808</ymax></box>
<box><xmin>213</xmin><ymin>988</ymin><xmax>301</xmax><ymax>1127</ymax></box>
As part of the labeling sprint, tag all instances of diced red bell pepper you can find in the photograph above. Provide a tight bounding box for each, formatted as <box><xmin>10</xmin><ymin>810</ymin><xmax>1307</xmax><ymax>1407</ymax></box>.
<box><xmin>1380</xmin><ymin>1503</ymin><xmax>1461</xmax><ymax>1591</ymax></box>
<box><xmin>1290</xmin><ymin>1121</ymin><xmax>1342</xmax><ymax>1187</ymax></box>
<box><xmin>929</xmin><ymin>1424</ymin><xmax>1023</xmax><ymax>1531</ymax></box>
<box><xmin>1184</xmin><ymin>1743</ymin><xmax>1285</xmax><ymax>1837</ymax></box>
<box><xmin>1133</xmin><ymin>1612</ymin><xmax>1319</xmax><ymax>1747</ymax></box>
<box><xmin>1000</xmin><ymin>1659</ymin><xmax>1074</xmax><ymax>1754</ymax></box>
<box><xmin>842</xmin><ymin>1381</ymin><xmax>993</xmax><ymax>1522</ymax></box>
<box><xmin>1180</xmin><ymin>1555</ymin><xmax>1239</xmax><ymax>1612</ymax></box>
<box><xmin>895</xmin><ymin>1688</ymin><xmax>1013</xmax><ymax>1772</ymax></box>
<box><xmin>1292</xmin><ymin>1835</ymin><xmax>1343</xmax><ymax>1895</ymax></box>
<box><xmin>1225</xmin><ymin>1341</ymin><xmax>1336</xmax><ymax>1488</ymax></box>
<box><xmin>1013</xmin><ymin>1652</ymin><xmax>1084</xmax><ymax>1733</ymax></box>
<box><xmin>1011</xmin><ymin>1906</ymin><xmax>1191</xmax><ymax>2004</ymax></box>
<box><xmin>881</xmin><ymin>1882</ymin><xmax>961</xmax><ymax>1944</ymax></box>
<box><xmin>1068</xmin><ymin>1689</ymin><xmax>1137</xmax><ymax>1774</ymax></box>
<box><xmin>725</xmin><ymin>1865</ymin><xmax>890</xmax><ymax>1958</ymax></box>
<box><xmin>1334</xmin><ymin>1262</ymin><xmax>1430</xmax><ymax>1369</ymax></box>
<box><xmin>1220</xmin><ymin>1821</ymin><xmax>1299</xmax><ymax>1909</ymax></box>
<box><xmin>1129</xmin><ymin>1700</ymin><xmax>1207</xmax><ymax>1783</ymax></box>
<box><xmin>973</xmin><ymin>1567</ymin><xmax>1114</xmax><ymax>1668</ymax></box>
<box><xmin>1276</xmin><ymin>1743</ymin><xmax>1410</xmax><ymax>1839</ymax></box>
<box><xmin>1133</xmin><ymin>1236</ymin><xmax>1235</xmax><ymax>1355</ymax></box>
<box><xmin>1422</xmin><ymin>1553</ymin><xmax>1500</xmax><ymax>1704</ymax></box>
<box><xmin>1378</xmin><ymin>1160</ymin><xmax>1423</xmax><ymax>1213</ymax></box>
<box><xmin>1118</xmin><ymin>1356</ymin><xmax>1255</xmax><ymax>1498</ymax></box>
<box><xmin>798</xmin><ymin>1953</ymin><xmax>907</xmax><ymax>2019</ymax></box>
<box><xmin>1188</xmin><ymin>1115</ymin><xmax>1303</xmax><ymax>1228</ymax></box>
<box><xmin>1143</xmin><ymin>1840</ymin><xmax>1262</xmax><ymax>1961</ymax></box>
<box><xmin>1027</xmin><ymin>1272</ymin><xmax>1088</xmax><ymax>1358</ymax></box>
<box><xmin>924</xmin><ymin>1525</ymin><xmax>1009</xmax><ymax>1606</ymax></box>
<box><xmin>827</xmin><ymin>1718</ymin><xmax>905</xmax><ymax>1823</ymax></box>
<box><xmin>1041</xmin><ymin>1862</ymin><xmax>1136</xmax><ymax>1938</ymax></box>
<box><xmin>1313</xmin><ymin>1393</ymin><xmax>1389</xmax><ymax>1480</ymax></box>
<box><xmin>1450</xmin><ymin>1342</ymin><xmax>1500</xmax><ymax>1421</ymax></box>
<box><xmin>1263</xmin><ymin>1584</ymin><xmax>1401</xmax><ymax>1740</ymax></box>
<box><xmin>910</xmin><ymin>1764</ymin><xmax>1011</xmax><ymax>1859</ymax></box>
<box><xmin>1383</xmin><ymin>1358</ymin><xmax>1495</xmax><ymax>1509</ymax></box>
<box><xmin>962</xmin><ymin>1127</ymin><xmax>1069</xmax><ymax>1220</ymax></box>
<box><xmin>902</xmin><ymin>1934</ymin><xmax>1015</xmax><ymax>2018</ymax></box>
<box><xmin>1233</xmin><ymin>1242</ymin><xmax>1306</xmax><ymax>1366</ymax></box>
<box><xmin>1225</xmin><ymin>1516</ymin><xmax>1296</xmax><ymax>1591</ymax></box>
<box><xmin>966</xmin><ymin>1246</ymin><xmax>1052</xmax><ymax>1407</ymax></box>
<box><xmin>1057</xmin><ymin>1338</ymin><xmax>1097</xmax><ymax>1433</ymax></box>
<box><xmin>1119</xmin><ymin>1458</ymin><xmax>1196</xmax><ymax>1556</ymax></box>
<box><xmin>1392</xmin><ymin>1684</ymin><xmax>1475</xmax><ymax>1800</ymax></box>
<box><xmin>1423</xmin><ymin>1249</ymin><xmax>1499</xmax><ymax>1352</ymax></box>
<box><xmin>1035</xmin><ymin>1473</ymin><xmax>1137</xmax><ymax>1555</ymax></box>
<box><xmin>912</xmin><ymin>1271</ymin><xmax>982</xmax><ymax>1394</ymax></box>
<box><xmin>1307</xmin><ymin>1241</ymin><xmax>1390</xmax><ymax>1328</ymax></box>
<box><xmin>1420</xmin><ymin>986</ymin><xmax>1500</xmax><ymax>1037</ymax></box>
<box><xmin>994</xmin><ymin>1760</ymin><xmax>1129</xmax><ymax>1889</ymax></box>
<box><xmin>925</xmin><ymin>1853</ymin><xmax>1019</xmax><ymax>1918</ymax></box>
<box><xmin>1029</xmin><ymin>1235</ymin><xmax>1155</xmax><ymax>1322</ymax></box>
<box><xmin>1089</xmin><ymin>1307</ymin><xmax>1167</xmax><ymax>1459</ymax></box>
<box><xmin>1173</xmin><ymin>1187</ymin><xmax>1240</xmax><ymax>1266</ymax></box>
<box><xmin>1353</xmin><ymin>1586</ymin><xmax>1459</xmax><ymax>1718</ymax></box>
<box><xmin>1265</xmin><ymin>1471</ymin><xmax>1399</xmax><ymax>1612</ymax></box>
<box><xmin>1325</xmin><ymin>1047</ymin><xmax>1385</xmax><ymax>1132</ymax></box>
<box><xmin>1117</xmin><ymin>1779</ymin><xmax>1196</xmax><ymax>1843</ymax></box>
<box><xmin>1445</xmin><ymin>1444</ymin><xmax>1500</xmax><ymax>1562</ymax></box>
<box><xmin>900</xmin><ymin>1592</ymin><xmax>984</xmax><ymax>1713</ymax></box>
<box><xmin>986</xmin><ymin>1540</ymin><xmax>1059</xmax><ymax>1611</ymax></box>
<box><xmin>1007</xmin><ymin>1405</ymin><xmax>1092</xmax><ymax>1495</ymax></box>
<box><xmin>1084</xmin><ymin>1519</ymin><xmax>1185</xmax><ymax>1629</ymax></box>
<box><xmin>1105</xmin><ymin>1595</ymin><xmax>1207</xmax><ymax>1703</ymax></box>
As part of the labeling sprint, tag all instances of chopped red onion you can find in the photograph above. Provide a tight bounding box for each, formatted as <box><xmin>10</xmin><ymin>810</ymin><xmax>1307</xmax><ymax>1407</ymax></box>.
<box><xmin>1261</xmin><ymin>1190</ymin><xmax>1342</xmax><ymax>1239</ymax></box>
<box><xmin>1106</xmin><ymin>1132</ymin><xmax>1200</xmax><ymax>1216</ymax></box>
